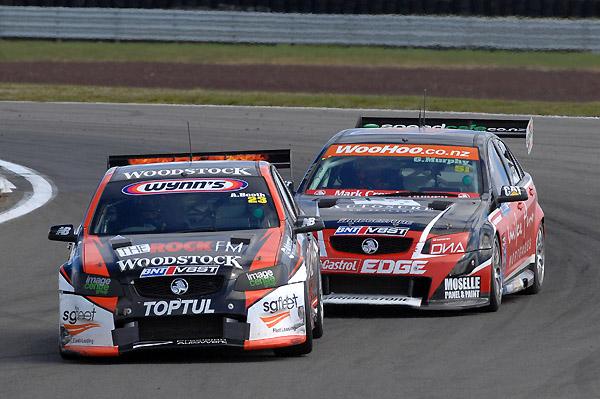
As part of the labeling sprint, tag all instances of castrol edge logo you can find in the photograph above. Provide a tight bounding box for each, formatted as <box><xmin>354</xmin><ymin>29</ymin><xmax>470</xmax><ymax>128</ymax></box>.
<box><xmin>122</xmin><ymin>178</ymin><xmax>248</xmax><ymax>195</ymax></box>
<box><xmin>323</xmin><ymin>144</ymin><xmax>479</xmax><ymax>160</ymax></box>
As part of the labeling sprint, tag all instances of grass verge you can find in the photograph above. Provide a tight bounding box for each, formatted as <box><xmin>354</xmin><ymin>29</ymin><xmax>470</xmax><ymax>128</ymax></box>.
<box><xmin>1</xmin><ymin>83</ymin><xmax>598</xmax><ymax>116</ymax></box>
<box><xmin>1</xmin><ymin>40</ymin><xmax>599</xmax><ymax>70</ymax></box>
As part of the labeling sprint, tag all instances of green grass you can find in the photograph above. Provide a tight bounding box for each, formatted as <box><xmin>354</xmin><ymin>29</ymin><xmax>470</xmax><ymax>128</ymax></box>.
<box><xmin>1</xmin><ymin>40</ymin><xmax>599</xmax><ymax>70</ymax></box>
<box><xmin>1</xmin><ymin>83</ymin><xmax>598</xmax><ymax>116</ymax></box>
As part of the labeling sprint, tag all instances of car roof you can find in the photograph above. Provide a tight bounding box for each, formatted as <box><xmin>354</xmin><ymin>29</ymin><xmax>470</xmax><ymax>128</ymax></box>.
<box><xmin>331</xmin><ymin>127</ymin><xmax>491</xmax><ymax>147</ymax></box>
<box><xmin>110</xmin><ymin>160</ymin><xmax>263</xmax><ymax>182</ymax></box>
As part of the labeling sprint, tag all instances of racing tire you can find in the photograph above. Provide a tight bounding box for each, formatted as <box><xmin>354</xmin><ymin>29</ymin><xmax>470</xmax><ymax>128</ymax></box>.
<box><xmin>59</xmin><ymin>345</ymin><xmax>79</xmax><ymax>360</ymax></box>
<box><xmin>312</xmin><ymin>271</ymin><xmax>324</xmax><ymax>339</ymax></box>
<box><xmin>525</xmin><ymin>224</ymin><xmax>545</xmax><ymax>295</ymax></box>
<box><xmin>485</xmin><ymin>237</ymin><xmax>503</xmax><ymax>312</ymax></box>
<box><xmin>274</xmin><ymin>284</ymin><xmax>313</xmax><ymax>357</ymax></box>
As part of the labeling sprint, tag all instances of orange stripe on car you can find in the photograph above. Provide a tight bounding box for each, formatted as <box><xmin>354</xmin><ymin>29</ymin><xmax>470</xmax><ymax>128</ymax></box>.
<box><xmin>244</xmin><ymin>335</ymin><xmax>306</xmax><ymax>350</ymax></box>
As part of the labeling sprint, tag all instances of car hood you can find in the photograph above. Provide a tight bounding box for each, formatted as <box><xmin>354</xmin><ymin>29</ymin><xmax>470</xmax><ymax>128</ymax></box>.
<box><xmin>299</xmin><ymin>196</ymin><xmax>485</xmax><ymax>234</ymax></box>
<box><xmin>82</xmin><ymin>228</ymin><xmax>281</xmax><ymax>281</ymax></box>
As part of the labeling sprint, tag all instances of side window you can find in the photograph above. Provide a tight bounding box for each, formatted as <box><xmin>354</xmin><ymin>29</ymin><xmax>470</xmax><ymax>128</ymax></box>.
<box><xmin>487</xmin><ymin>141</ymin><xmax>512</xmax><ymax>194</ymax></box>
<box><xmin>271</xmin><ymin>167</ymin><xmax>298</xmax><ymax>220</ymax></box>
<box><xmin>495</xmin><ymin>140</ymin><xmax>522</xmax><ymax>184</ymax></box>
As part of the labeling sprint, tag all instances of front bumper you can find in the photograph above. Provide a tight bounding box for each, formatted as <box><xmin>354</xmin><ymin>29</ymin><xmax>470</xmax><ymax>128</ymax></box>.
<box><xmin>59</xmin><ymin>274</ymin><xmax>308</xmax><ymax>357</ymax></box>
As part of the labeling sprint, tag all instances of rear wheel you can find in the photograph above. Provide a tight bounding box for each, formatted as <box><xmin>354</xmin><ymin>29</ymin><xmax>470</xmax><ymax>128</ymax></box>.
<box><xmin>274</xmin><ymin>284</ymin><xmax>313</xmax><ymax>356</ymax></box>
<box><xmin>486</xmin><ymin>238</ymin><xmax>502</xmax><ymax>312</ymax></box>
<box><xmin>525</xmin><ymin>224</ymin><xmax>545</xmax><ymax>294</ymax></box>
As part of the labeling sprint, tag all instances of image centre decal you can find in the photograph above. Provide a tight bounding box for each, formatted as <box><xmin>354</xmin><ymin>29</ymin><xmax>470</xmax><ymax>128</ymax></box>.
<box><xmin>122</xmin><ymin>178</ymin><xmax>248</xmax><ymax>195</ymax></box>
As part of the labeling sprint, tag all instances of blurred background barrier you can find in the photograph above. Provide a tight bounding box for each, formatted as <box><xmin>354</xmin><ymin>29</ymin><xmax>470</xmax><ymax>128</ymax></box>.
<box><xmin>2</xmin><ymin>5</ymin><xmax>600</xmax><ymax>50</ymax></box>
<box><xmin>3</xmin><ymin>0</ymin><xmax>600</xmax><ymax>18</ymax></box>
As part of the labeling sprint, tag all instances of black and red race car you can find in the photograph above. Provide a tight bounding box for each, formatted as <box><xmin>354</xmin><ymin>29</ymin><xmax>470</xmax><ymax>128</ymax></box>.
<box><xmin>295</xmin><ymin>117</ymin><xmax>545</xmax><ymax>311</ymax></box>
<box><xmin>50</xmin><ymin>150</ymin><xmax>325</xmax><ymax>358</ymax></box>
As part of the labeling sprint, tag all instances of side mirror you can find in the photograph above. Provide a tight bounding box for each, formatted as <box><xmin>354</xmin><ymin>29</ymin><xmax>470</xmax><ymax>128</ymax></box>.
<box><xmin>48</xmin><ymin>224</ymin><xmax>77</xmax><ymax>242</ymax></box>
<box><xmin>293</xmin><ymin>216</ymin><xmax>325</xmax><ymax>234</ymax></box>
<box><xmin>497</xmin><ymin>185</ymin><xmax>528</xmax><ymax>204</ymax></box>
<box><xmin>284</xmin><ymin>180</ymin><xmax>295</xmax><ymax>192</ymax></box>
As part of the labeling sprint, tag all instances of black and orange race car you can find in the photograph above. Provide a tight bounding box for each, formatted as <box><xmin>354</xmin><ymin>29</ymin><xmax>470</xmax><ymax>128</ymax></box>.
<box><xmin>49</xmin><ymin>150</ymin><xmax>324</xmax><ymax>358</ymax></box>
<box><xmin>295</xmin><ymin>117</ymin><xmax>545</xmax><ymax>311</ymax></box>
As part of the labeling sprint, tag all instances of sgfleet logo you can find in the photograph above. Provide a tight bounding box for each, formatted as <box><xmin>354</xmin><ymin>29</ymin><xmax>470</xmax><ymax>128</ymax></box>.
<box><xmin>334</xmin><ymin>226</ymin><xmax>409</xmax><ymax>237</ymax></box>
<box><xmin>121</xmin><ymin>178</ymin><xmax>248</xmax><ymax>195</ymax></box>
<box><xmin>360</xmin><ymin>259</ymin><xmax>427</xmax><ymax>275</ymax></box>
<box><xmin>262</xmin><ymin>294</ymin><xmax>299</xmax><ymax>314</ymax></box>
<box><xmin>321</xmin><ymin>258</ymin><xmax>359</xmax><ymax>273</ymax></box>
<box><xmin>62</xmin><ymin>306</ymin><xmax>100</xmax><ymax>336</ymax></box>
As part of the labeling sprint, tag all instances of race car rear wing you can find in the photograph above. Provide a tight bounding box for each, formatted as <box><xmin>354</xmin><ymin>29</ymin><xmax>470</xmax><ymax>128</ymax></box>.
<box><xmin>107</xmin><ymin>149</ymin><xmax>291</xmax><ymax>169</ymax></box>
<box><xmin>356</xmin><ymin>116</ymin><xmax>534</xmax><ymax>154</ymax></box>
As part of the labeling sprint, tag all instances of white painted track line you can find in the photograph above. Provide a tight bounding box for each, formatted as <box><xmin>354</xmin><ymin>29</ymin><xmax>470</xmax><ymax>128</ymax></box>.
<box><xmin>0</xmin><ymin>160</ymin><xmax>55</xmax><ymax>224</ymax></box>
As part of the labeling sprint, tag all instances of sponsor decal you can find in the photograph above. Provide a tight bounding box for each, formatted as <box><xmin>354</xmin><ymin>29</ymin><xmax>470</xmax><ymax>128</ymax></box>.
<box><xmin>116</xmin><ymin>244</ymin><xmax>150</xmax><ymax>257</ymax></box>
<box><xmin>140</xmin><ymin>265</ymin><xmax>219</xmax><ymax>278</ymax></box>
<box><xmin>149</xmin><ymin>240</ymin><xmax>243</xmax><ymax>253</ymax></box>
<box><xmin>334</xmin><ymin>225</ymin><xmax>409</xmax><ymax>237</ymax></box>
<box><xmin>56</xmin><ymin>226</ymin><xmax>72</xmax><ymax>236</ymax></box>
<box><xmin>444</xmin><ymin>277</ymin><xmax>481</xmax><ymax>299</ymax></box>
<box><xmin>428</xmin><ymin>232</ymin><xmax>469</xmax><ymax>255</ymax></box>
<box><xmin>321</xmin><ymin>258</ymin><xmax>359</xmax><ymax>273</ymax></box>
<box><xmin>83</xmin><ymin>276</ymin><xmax>111</xmax><ymax>295</ymax></box>
<box><xmin>280</xmin><ymin>236</ymin><xmax>294</xmax><ymax>258</ymax></box>
<box><xmin>503</xmin><ymin>185</ymin><xmax>523</xmax><ymax>197</ymax></box>
<box><xmin>247</xmin><ymin>269</ymin><xmax>277</xmax><ymax>288</ymax></box>
<box><xmin>123</xmin><ymin>167</ymin><xmax>252</xmax><ymax>179</ymax></box>
<box><xmin>62</xmin><ymin>306</ymin><xmax>97</xmax><ymax>324</ymax></box>
<box><xmin>170</xmin><ymin>278</ymin><xmax>189</xmax><ymax>295</ymax></box>
<box><xmin>262</xmin><ymin>294</ymin><xmax>299</xmax><ymax>314</ymax></box>
<box><xmin>361</xmin><ymin>238</ymin><xmax>379</xmax><ymax>254</ymax></box>
<box><xmin>117</xmin><ymin>255</ymin><xmax>242</xmax><ymax>271</ymax></box>
<box><xmin>176</xmin><ymin>338</ymin><xmax>228</xmax><ymax>345</ymax></box>
<box><xmin>323</xmin><ymin>144</ymin><xmax>479</xmax><ymax>160</ymax></box>
<box><xmin>361</xmin><ymin>259</ymin><xmax>428</xmax><ymax>275</ymax></box>
<box><xmin>62</xmin><ymin>305</ymin><xmax>101</xmax><ymax>336</ymax></box>
<box><xmin>334</xmin><ymin>203</ymin><xmax>431</xmax><ymax>213</ymax></box>
<box><xmin>143</xmin><ymin>299</ymin><xmax>215</xmax><ymax>316</ymax></box>
<box><xmin>337</xmin><ymin>218</ymin><xmax>413</xmax><ymax>227</ymax></box>
<box><xmin>260</xmin><ymin>311</ymin><xmax>290</xmax><ymax>328</ymax></box>
<box><xmin>122</xmin><ymin>178</ymin><xmax>248</xmax><ymax>195</ymax></box>
<box><xmin>63</xmin><ymin>323</ymin><xmax>100</xmax><ymax>336</ymax></box>
<box><xmin>306</xmin><ymin>189</ymin><xmax>401</xmax><ymax>197</ymax></box>
<box><xmin>272</xmin><ymin>322</ymin><xmax>304</xmax><ymax>334</ymax></box>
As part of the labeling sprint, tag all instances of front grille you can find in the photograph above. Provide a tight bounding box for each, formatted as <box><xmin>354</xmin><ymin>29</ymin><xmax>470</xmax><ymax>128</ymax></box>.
<box><xmin>324</xmin><ymin>274</ymin><xmax>431</xmax><ymax>299</ymax></box>
<box><xmin>134</xmin><ymin>276</ymin><xmax>224</xmax><ymax>298</ymax></box>
<box><xmin>138</xmin><ymin>316</ymin><xmax>223</xmax><ymax>342</ymax></box>
<box><xmin>329</xmin><ymin>236</ymin><xmax>413</xmax><ymax>254</ymax></box>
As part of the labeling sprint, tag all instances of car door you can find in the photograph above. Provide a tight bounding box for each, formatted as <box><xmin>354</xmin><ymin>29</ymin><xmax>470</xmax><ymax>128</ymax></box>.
<box><xmin>487</xmin><ymin>140</ymin><xmax>520</xmax><ymax>280</ymax></box>
<box><xmin>495</xmin><ymin>140</ymin><xmax>536</xmax><ymax>272</ymax></box>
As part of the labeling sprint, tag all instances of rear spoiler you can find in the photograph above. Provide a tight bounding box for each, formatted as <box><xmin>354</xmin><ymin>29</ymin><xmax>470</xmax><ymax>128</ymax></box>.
<box><xmin>107</xmin><ymin>149</ymin><xmax>291</xmax><ymax>169</ymax></box>
<box><xmin>356</xmin><ymin>116</ymin><xmax>534</xmax><ymax>154</ymax></box>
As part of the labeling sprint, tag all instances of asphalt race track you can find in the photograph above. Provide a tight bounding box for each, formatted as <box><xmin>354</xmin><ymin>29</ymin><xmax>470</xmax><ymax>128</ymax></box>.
<box><xmin>0</xmin><ymin>102</ymin><xmax>599</xmax><ymax>399</ymax></box>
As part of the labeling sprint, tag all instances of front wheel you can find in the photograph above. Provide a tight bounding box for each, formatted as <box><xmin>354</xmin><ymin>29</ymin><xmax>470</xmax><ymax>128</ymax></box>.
<box><xmin>525</xmin><ymin>224</ymin><xmax>545</xmax><ymax>294</ymax></box>
<box><xmin>486</xmin><ymin>237</ymin><xmax>503</xmax><ymax>312</ymax></box>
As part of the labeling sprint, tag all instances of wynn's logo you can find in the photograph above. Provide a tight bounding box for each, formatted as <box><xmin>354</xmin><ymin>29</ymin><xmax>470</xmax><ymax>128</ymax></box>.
<box><xmin>122</xmin><ymin>178</ymin><xmax>248</xmax><ymax>195</ymax></box>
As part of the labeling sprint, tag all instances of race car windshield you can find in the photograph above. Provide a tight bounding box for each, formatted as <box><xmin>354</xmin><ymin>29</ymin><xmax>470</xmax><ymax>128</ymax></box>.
<box><xmin>305</xmin><ymin>144</ymin><xmax>482</xmax><ymax>197</ymax></box>
<box><xmin>89</xmin><ymin>176</ymin><xmax>280</xmax><ymax>235</ymax></box>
